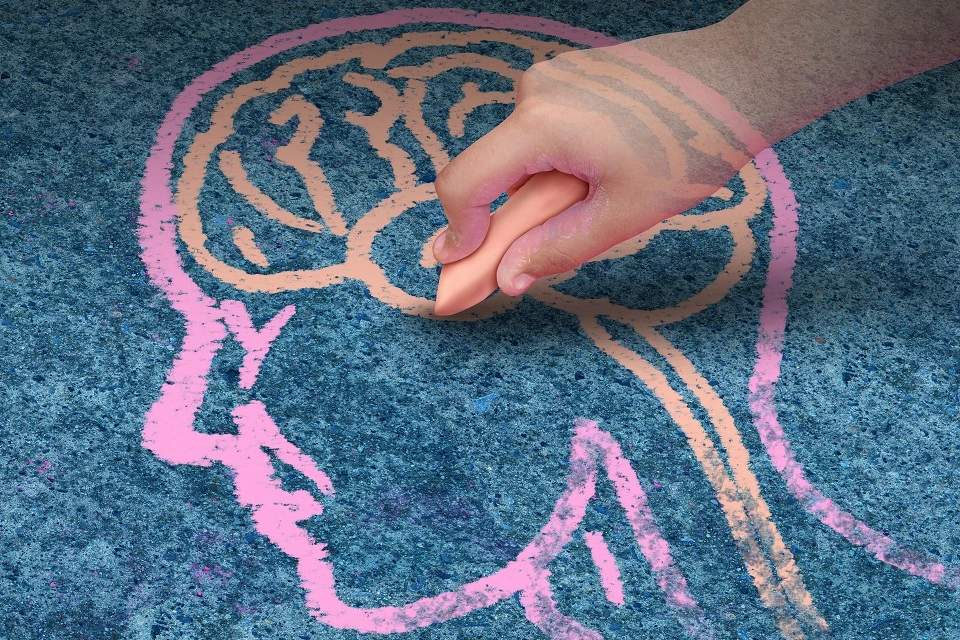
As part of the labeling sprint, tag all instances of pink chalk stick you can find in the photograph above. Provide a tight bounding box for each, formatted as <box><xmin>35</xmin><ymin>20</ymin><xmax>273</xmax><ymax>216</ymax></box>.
<box><xmin>434</xmin><ymin>171</ymin><xmax>589</xmax><ymax>316</ymax></box>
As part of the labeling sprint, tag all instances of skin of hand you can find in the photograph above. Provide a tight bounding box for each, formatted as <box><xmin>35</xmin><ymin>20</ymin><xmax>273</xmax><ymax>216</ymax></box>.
<box><xmin>433</xmin><ymin>0</ymin><xmax>960</xmax><ymax>297</ymax></box>
<box><xmin>432</xmin><ymin>40</ymin><xmax>752</xmax><ymax>296</ymax></box>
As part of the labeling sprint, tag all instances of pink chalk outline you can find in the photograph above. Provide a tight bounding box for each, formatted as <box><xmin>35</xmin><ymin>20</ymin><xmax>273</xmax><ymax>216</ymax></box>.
<box><xmin>583</xmin><ymin>531</ymin><xmax>626</xmax><ymax>606</ymax></box>
<box><xmin>748</xmin><ymin>150</ymin><xmax>959</xmax><ymax>589</ymax></box>
<box><xmin>136</xmin><ymin>7</ymin><xmax>957</xmax><ymax>640</ymax></box>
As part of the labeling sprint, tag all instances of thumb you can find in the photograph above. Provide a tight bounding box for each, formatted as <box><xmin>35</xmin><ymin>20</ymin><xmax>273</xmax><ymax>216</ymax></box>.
<box><xmin>433</xmin><ymin>106</ymin><xmax>550</xmax><ymax>264</ymax></box>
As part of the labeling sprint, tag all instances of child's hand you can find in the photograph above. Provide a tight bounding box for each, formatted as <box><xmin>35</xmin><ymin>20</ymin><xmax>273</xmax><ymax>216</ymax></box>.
<box><xmin>432</xmin><ymin>41</ymin><xmax>753</xmax><ymax>296</ymax></box>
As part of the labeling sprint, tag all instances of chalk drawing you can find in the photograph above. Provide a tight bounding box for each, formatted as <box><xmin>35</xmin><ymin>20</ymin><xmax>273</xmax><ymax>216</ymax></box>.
<box><xmin>137</xmin><ymin>8</ymin><xmax>959</xmax><ymax>639</ymax></box>
<box><xmin>583</xmin><ymin>531</ymin><xmax>625</xmax><ymax>606</ymax></box>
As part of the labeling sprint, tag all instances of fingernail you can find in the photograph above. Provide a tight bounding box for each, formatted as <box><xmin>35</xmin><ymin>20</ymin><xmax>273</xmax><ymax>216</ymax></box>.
<box><xmin>511</xmin><ymin>273</ymin><xmax>535</xmax><ymax>292</ymax></box>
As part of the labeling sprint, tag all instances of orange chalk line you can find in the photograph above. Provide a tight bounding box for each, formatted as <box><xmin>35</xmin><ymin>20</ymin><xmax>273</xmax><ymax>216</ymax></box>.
<box><xmin>712</xmin><ymin>187</ymin><xmax>734</xmax><ymax>201</ymax></box>
<box><xmin>176</xmin><ymin>48</ymin><xmax>362</xmax><ymax>291</ymax></box>
<box><xmin>447</xmin><ymin>82</ymin><xmax>513</xmax><ymax>138</ymax></box>
<box><xmin>383</xmin><ymin>34</ymin><xmax>572</xmax><ymax>175</ymax></box>
<box><xmin>393</xmin><ymin>77</ymin><xmax>451</xmax><ymax>172</ymax></box>
<box><xmin>218</xmin><ymin>150</ymin><xmax>326</xmax><ymax>234</ymax></box>
<box><xmin>344</xmin><ymin>182</ymin><xmax>455</xmax><ymax>316</ymax></box>
<box><xmin>543</xmin><ymin>65</ymin><xmax>801</xmax><ymax>620</ymax></box>
<box><xmin>231</xmin><ymin>225</ymin><xmax>270</xmax><ymax>267</ymax></box>
<box><xmin>530</xmin><ymin>208</ymin><xmax>761</xmax><ymax>329</ymax></box>
<box><xmin>220</xmin><ymin>73</ymin><xmax>418</xmax><ymax>266</ymax></box>
<box><xmin>386</xmin><ymin>54</ymin><xmax>521</xmax><ymax>174</ymax></box>
<box><xmin>268</xmin><ymin>94</ymin><xmax>348</xmax><ymax>236</ymax></box>
<box><xmin>530</xmin><ymin>161</ymin><xmax>824</xmax><ymax>636</ymax></box>
<box><xmin>178</xmin><ymin>30</ymin><xmax>561</xmax><ymax>299</ymax></box>
<box><xmin>341</xmin><ymin>72</ymin><xmax>418</xmax><ymax>191</ymax></box>
<box><xmin>177</xmin><ymin>46</ymin><xmax>406</xmax><ymax>291</ymax></box>
<box><xmin>579</xmin><ymin>316</ymin><xmax>806</xmax><ymax>640</ymax></box>
<box><xmin>640</xmin><ymin>326</ymin><xmax>829</xmax><ymax>633</ymax></box>
<box><xmin>387</xmin><ymin>52</ymin><xmax>523</xmax><ymax>82</ymax></box>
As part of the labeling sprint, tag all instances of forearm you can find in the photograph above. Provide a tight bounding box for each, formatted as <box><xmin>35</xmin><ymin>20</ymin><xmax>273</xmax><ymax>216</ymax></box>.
<box><xmin>635</xmin><ymin>0</ymin><xmax>960</xmax><ymax>147</ymax></box>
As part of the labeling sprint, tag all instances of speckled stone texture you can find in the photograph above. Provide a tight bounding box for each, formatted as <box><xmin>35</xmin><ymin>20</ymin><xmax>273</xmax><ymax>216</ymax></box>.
<box><xmin>0</xmin><ymin>0</ymin><xmax>958</xmax><ymax>638</ymax></box>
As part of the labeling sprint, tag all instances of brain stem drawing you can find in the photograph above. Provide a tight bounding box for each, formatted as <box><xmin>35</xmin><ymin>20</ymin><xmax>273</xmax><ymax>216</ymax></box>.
<box><xmin>138</xmin><ymin>10</ymin><xmax>960</xmax><ymax>640</ymax></box>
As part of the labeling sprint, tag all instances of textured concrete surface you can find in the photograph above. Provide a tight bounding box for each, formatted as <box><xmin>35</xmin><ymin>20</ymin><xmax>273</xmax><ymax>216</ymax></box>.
<box><xmin>0</xmin><ymin>0</ymin><xmax>959</xmax><ymax>638</ymax></box>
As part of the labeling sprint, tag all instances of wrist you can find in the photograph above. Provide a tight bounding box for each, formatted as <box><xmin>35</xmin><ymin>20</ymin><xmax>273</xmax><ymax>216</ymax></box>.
<box><xmin>621</xmin><ymin>24</ymin><xmax>798</xmax><ymax>151</ymax></box>
<box><xmin>631</xmin><ymin>0</ymin><xmax>960</xmax><ymax>148</ymax></box>
<box><xmin>600</xmin><ymin>27</ymin><xmax>776</xmax><ymax>159</ymax></box>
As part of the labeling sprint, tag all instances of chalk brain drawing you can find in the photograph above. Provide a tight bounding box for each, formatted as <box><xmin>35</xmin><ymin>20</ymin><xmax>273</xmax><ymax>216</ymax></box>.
<box><xmin>138</xmin><ymin>9</ymin><xmax>960</xmax><ymax>639</ymax></box>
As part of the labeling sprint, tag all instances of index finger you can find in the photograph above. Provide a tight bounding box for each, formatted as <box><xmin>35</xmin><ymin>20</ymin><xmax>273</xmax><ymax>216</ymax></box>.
<box><xmin>433</xmin><ymin>107</ymin><xmax>550</xmax><ymax>264</ymax></box>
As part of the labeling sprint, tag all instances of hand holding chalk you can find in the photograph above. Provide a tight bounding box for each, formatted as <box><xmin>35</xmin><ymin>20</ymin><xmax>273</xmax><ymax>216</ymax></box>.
<box><xmin>431</xmin><ymin>42</ymin><xmax>771</xmax><ymax>311</ymax></box>
<box><xmin>434</xmin><ymin>171</ymin><xmax>589</xmax><ymax>316</ymax></box>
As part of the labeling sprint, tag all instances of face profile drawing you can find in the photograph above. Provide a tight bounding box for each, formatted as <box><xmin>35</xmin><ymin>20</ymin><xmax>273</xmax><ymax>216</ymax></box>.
<box><xmin>138</xmin><ymin>9</ymin><xmax>959</xmax><ymax>639</ymax></box>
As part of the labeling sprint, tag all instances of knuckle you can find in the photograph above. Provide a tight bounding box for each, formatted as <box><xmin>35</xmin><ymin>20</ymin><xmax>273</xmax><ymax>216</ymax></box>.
<box><xmin>510</xmin><ymin>95</ymin><xmax>549</xmax><ymax>131</ymax></box>
<box><xmin>518</xmin><ymin>64</ymin><xmax>540</xmax><ymax>89</ymax></box>
<box><xmin>433</xmin><ymin>169</ymin><xmax>456</xmax><ymax>203</ymax></box>
<box><xmin>516</xmin><ymin>62</ymin><xmax>548</xmax><ymax>99</ymax></box>
<box><xmin>549</xmin><ymin>50</ymin><xmax>578</xmax><ymax>66</ymax></box>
